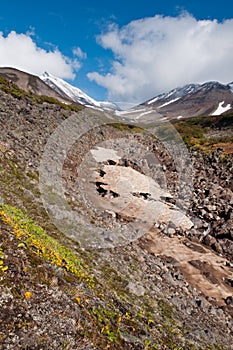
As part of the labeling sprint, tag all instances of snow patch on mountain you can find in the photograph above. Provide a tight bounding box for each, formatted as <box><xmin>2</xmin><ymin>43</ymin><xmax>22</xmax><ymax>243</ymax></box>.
<box><xmin>147</xmin><ymin>96</ymin><xmax>159</xmax><ymax>105</ymax></box>
<box><xmin>146</xmin><ymin>84</ymin><xmax>200</xmax><ymax>106</ymax></box>
<box><xmin>145</xmin><ymin>81</ymin><xmax>233</xmax><ymax>108</ymax></box>
<box><xmin>158</xmin><ymin>97</ymin><xmax>180</xmax><ymax>109</ymax></box>
<box><xmin>40</xmin><ymin>72</ymin><xmax>119</xmax><ymax>110</ymax></box>
<box><xmin>211</xmin><ymin>101</ymin><xmax>231</xmax><ymax>115</ymax></box>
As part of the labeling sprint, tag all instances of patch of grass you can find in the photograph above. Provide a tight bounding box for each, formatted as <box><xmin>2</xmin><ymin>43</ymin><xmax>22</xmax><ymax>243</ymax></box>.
<box><xmin>39</xmin><ymin>95</ymin><xmax>82</xmax><ymax>112</ymax></box>
<box><xmin>112</xmin><ymin>123</ymin><xmax>145</xmax><ymax>133</ymax></box>
<box><xmin>156</xmin><ymin>124</ymin><xmax>182</xmax><ymax>142</ymax></box>
<box><xmin>172</xmin><ymin>114</ymin><xmax>233</xmax><ymax>152</ymax></box>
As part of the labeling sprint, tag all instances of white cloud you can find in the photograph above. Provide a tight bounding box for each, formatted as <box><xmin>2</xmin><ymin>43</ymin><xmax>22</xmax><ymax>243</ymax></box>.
<box><xmin>88</xmin><ymin>14</ymin><xmax>233</xmax><ymax>104</ymax></box>
<box><xmin>0</xmin><ymin>30</ymin><xmax>79</xmax><ymax>79</ymax></box>
<box><xmin>73</xmin><ymin>46</ymin><xmax>87</xmax><ymax>60</ymax></box>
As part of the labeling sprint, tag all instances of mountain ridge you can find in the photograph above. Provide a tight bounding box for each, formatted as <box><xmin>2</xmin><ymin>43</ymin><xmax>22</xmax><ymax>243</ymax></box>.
<box><xmin>140</xmin><ymin>81</ymin><xmax>233</xmax><ymax>119</ymax></box>
<box><xmin>40</xmin><ymin>71</ymin><xmax>120</xmax><ymax>111</ymax></box>
<box><xmin>0</xmin><ymin>67</ymin><xmax>119</xmax><ymax>111</ymax></box>
<box><xmin>0</xmin><ymin>66</ymin><xmax>72</xmax><ymax>104</ymax></box>
<box><xmin>145</xmin><ymin>81</ymin><xmax>233</xmax><ymax>105</ymax></box>
<box><xmin>1</xmin><ymin>67</ymin><xmax>233</xmax><ymax>118</ymax></box>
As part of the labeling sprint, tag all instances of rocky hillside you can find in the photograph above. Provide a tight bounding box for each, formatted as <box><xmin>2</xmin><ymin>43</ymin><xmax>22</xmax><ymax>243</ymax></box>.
<box><xmin>0</xmin><ymin>67</ymin><xmax>119</xmax><ymax>111</ymax></box>
<box><xmin>0</xmin><ymin>76</ymin><xmax>233</xmax><ymax>349</ymax></box>
<box><xmin>0</xmin><ymin>67</ymin><xmax>82</xmax><ymax>107</ymax></box>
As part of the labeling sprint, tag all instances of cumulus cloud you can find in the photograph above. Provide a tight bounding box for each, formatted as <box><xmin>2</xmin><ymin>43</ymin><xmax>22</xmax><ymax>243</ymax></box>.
<box><xmin>88</xmin><ymin>13</ymin><xmax>233</xmax><ymax>104</ymax></box>
<box><xmin>0</xmin><ymin>30</ymin><xmax>79</xmax><ymax>79</ymax></box>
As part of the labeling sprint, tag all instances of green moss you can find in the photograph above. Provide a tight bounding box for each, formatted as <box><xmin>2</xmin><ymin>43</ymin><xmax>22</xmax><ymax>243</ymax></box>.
<box><xmin>112</xmin><ymin>123</ymin><xmax>145</xmax><ymax>133</ymax></box>
<box><xmin>0</xmin><ymin>76</ymin><xmax>83</xmax><ymax>112</ymax></box>
<box><xmin>156</xmin><ymin>124</ymin><xmax>181</xmax><ymax>142</ymax></box>
<box><xmin>0</xmin><ymin>76</ymin><xmax>8</xmax><ymax>85</ymax></box>
<box><xmin>158</xmin><ymin>299</ymin><xmax>175</xmax><ymax>320</ymax></box>
<box><xmin>172</xmin><ymin>114</ymin><xmax>233</xmax><ymax>152</ymax></box>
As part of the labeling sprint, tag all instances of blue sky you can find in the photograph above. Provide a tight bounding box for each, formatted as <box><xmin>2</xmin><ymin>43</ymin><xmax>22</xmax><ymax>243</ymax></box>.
<box><xmin>0</xmin><ymin>0</ymin><xmax>233</xmax><ymax>106</ymax></box>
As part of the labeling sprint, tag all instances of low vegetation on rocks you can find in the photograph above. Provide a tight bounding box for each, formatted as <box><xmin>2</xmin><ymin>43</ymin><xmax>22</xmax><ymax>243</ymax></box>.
<box><xmin>0</xmin><ymin>75</ymin><xmax>83</xmax><ymax>113</ymax></box>
<box><xmin>0</xmin><ymin>77</ymin><xmax>232</xmax><ymax>349</ymax></box>
<box><xmin>172</xmin><ymin>114</ymin><xmax>233</xmax><ymax>153</ymax></box>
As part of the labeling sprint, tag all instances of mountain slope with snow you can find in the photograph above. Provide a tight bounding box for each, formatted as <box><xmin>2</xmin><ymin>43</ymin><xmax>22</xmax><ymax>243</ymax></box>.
<box><xmin>40</xmin><ymin>72</ymin><xmax>119</xmax><ymax>111</ymax></box>
<box><xmin>1</xmin><ymin>67</ymin><xmax>232</xmax><ymax>120</ymax></box>
<box><xmin>138</xmin><ymin>81</ymin><xmax>233</xmax><ymax>120</ymax></box>
<box><xmin>146</xmin><ymin>83</ymin><xmax>199</xmax><ymax>106</ymax></box>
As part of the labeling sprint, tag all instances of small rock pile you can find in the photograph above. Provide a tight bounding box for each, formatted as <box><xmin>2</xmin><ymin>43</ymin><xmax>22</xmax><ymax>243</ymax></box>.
<box><xmin>188</xmin><ymin>149</ymin><xmax>232</xmax><ymax>261</ymax></box>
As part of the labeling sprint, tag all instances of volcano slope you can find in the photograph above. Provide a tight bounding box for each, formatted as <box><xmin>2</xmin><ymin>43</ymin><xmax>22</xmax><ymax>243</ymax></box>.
<box><xmin>0</xmin><ymin>78</ymin><xmax>233</xmax><ymax>350</ymax></box>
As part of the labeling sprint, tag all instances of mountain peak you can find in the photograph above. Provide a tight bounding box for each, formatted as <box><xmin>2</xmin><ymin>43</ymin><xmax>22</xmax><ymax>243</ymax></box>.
<box><xmin>40</xmin><ymin>72</ymin><xmax>120</xmax><ymax>111</ymax></box>
<box><xmin>140</xmin><ymin>80</ymin><xmax>233</xmax><ymax>120</ymax></box>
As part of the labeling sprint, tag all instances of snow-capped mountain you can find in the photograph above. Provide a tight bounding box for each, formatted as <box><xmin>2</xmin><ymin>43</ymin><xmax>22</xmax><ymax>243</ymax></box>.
<box><xmin>116</xmin><ymin>81</ymin><xmax>233</xmax><ymax>122</ymax></box>
<box><xmin>140</xmin><ymin>81</ymin><xmax>233</xmax><ymax>120</ymax></box>
<box><xmin>1</xmin><ymin>67</ymin><xmax>232</xmax><ymax>120</ymax></box>
<box><xmin>40</xmin><ymin>72</ymin><xmax>119</xmax><ymax>111</ymax></box>
<box><xmin>146</xmin><ymin>83</ymin><xmax>200</xmax><ymax>106</ymax></box>
<box><xmin>0</xmin><ymin>67</ymin><xmax>119</xmax><ymax>111</ymax></box>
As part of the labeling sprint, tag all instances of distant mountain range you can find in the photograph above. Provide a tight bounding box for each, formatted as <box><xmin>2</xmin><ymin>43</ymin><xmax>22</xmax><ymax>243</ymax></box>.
<box><xmin>118</xmin><ymin>81</ymin><xmax>233</xmax><ymax>121</ymax></box>
<box><xmin>143</xmin><ymin>81</ymin><xmax>233</xmax><ymax>117</ymax></box>
<box><xmin>0</xmin><ymin>67</ymin><xmax>233</xmax><ymax>119</ymax></box>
